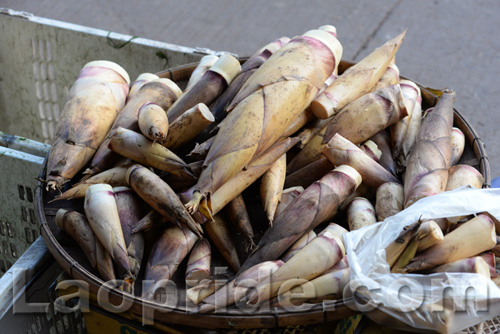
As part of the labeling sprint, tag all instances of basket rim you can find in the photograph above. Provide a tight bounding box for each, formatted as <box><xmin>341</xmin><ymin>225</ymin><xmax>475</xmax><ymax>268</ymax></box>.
<box><xmin>36</xmin><ymin>59</ymin><xmax>490</xmax><ymax>329</ymax></box>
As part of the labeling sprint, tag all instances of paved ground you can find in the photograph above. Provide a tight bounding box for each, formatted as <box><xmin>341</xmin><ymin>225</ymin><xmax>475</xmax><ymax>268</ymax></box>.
<box><xmin>2</xmin><ymin>0</ymin><xmax>500</xmax><ymax>179</ymax></box>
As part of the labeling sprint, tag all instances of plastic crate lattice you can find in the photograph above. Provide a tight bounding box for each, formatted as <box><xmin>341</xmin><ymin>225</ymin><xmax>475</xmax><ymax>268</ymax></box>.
<box><xmin>32</xmin><ymin>37</ymin><xmax>61</xmax><ymax>143</ymax></box>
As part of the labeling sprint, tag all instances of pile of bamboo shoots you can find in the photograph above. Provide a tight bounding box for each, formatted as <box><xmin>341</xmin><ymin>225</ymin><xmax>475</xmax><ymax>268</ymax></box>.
<box><xmin>44</xmin><ymin>25</ymin><xmax>492</xmax><ymax>318</ymax></box>
<box><xmin>386</xmin><ymin>214</ymin><xmax>497</xmax><ymax>276</ymax></box>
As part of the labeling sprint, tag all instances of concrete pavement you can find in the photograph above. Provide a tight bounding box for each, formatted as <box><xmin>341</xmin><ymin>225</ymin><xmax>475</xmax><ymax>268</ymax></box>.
<box><xmin>2</xmin><ymin>0</ymin><xmax>499</xmax><ymax>179</ymax></box>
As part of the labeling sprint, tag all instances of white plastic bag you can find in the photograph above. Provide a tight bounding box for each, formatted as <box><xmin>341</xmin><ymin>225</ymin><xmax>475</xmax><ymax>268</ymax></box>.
<box><xmin>343</xmin><ymin>187</ymin><xmax>500</xmax><ymax>333</ymax></box>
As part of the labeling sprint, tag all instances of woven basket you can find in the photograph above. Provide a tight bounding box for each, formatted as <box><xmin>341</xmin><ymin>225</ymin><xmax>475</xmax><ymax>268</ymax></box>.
<box><xmin>36</xmin><ymin>60</ymin><xmax>490</xmax><ymax>332</ymax></box>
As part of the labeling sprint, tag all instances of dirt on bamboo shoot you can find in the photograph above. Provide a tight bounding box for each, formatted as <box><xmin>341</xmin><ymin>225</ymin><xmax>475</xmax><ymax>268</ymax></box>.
<box><xmin>137</xmin><ymin>103</ymin><xmax>169</xmax><ymax>142</ymax></box>
<box><xmin>163</xmin><ymin>103</ymin><xmax>215</xmax><ymax>151</ymax></box>
<box><xmin>375</xmin><ymin>182</ymin><xmax>404</xmax><ymax>221</ymax></box>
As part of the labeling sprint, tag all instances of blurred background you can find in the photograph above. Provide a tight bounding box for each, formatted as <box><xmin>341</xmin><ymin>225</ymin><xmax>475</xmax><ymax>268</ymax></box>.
<box><xmin>2</xmin><ymin>0</ymin><xmax>500</xmax><ymax>178</ymax></box>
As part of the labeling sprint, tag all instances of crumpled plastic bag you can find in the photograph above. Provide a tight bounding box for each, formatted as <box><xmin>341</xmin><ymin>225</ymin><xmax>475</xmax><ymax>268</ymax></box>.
<box><xmin>343</xmin><ymin>187</ymin><xmax>500</xmax><ymax>333</ymax></box>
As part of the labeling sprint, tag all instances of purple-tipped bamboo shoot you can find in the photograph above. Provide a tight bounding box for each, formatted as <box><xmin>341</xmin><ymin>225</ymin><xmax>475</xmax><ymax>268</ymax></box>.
<box><xmin>432</xmin><ymin>256</ymin><xmax>490</xmax><ymax>278</ymax></box>
<box><xmin>246</xmin><ymin>228</ymin><xmax>345</xmax><ymax>304</ymax></box>
<box><xmin>323</xmin><ymin>133</ymin><xmax>400</xmax><ymax>188</ymax></box>
<box><xmin>480</xmin><ymin>252</ymin><xmax>497</xmax><ymax>278</ymax></box>
<box><xmin>199</xmin><ymin>137</ymin><xmax>300</xmax><ymax>220</ymax></box>
<box><xmin>445</xmin><ymin>164</ymin><xmax>484</xmax><ymax>224</ymax></box>
<box><xmin>186</xmin><ymin>239</ymin><xmax>211</xmax><ymax>286</ymax></box>
<box><xmin>186</xmin><ymin>280</ymin><xmax>222</xmax><ymax>305</ymax></box>
<box><xmin>274</xmin><ymin>186</ymin><xmax>304</xmax><ymax>220</ymax></box>
<box><xmin>84</xmin><ymin>184</ymin><xmax>130</xmax><ymax>273</ymax></box>
<box><xmin>405</xmin><ymin>214</ymin><xmax>496</xmax><ymax>272</ymax></box>
<box><xmin>211</xmin><ymin>37</ymin><xmax>289</xmax><ymax>123</ymax></box>
<box><xmin>493</xmin><ymin>236</ymin><xmax>500</xmax><ymax>257</ymax></box>
<box><xmin>277</xmin><ymin>268</ymin><xmax>350</xmax><ymax>307</ymax></box>
<box><xmin>45</xmin><ymin>61</ymin><xmax>130</xmax><ymax>189</ymax></box>
<box><xmin>127</xmin><ymin>73</ymin><xmax>159</xmax><ymax>101</ymax></box>
<box><xmin>373</xmin><ymin>61</ymin><xmax>400</xmax><ymax>91</ymax></box>
<box><xmin>142</xmin><ymin>225</ymin><xmax>198</xmax><ymax>300</ymax></box>
<box><xmin>166</xmin><ymin>54</ymin><xmax>241</xmax><ymax>122</ymax></box>
<box><xmin>310</xmin><ymin>30</ymin><xmax>406</xmax><ymax>119</ymax></box>
<box><xmin>347</xmin><ymin>197</ymin><xmax>376</xmax><ymax>231</ymax></box>
<box><xmin>186</xmin><ymin>29</ymin><xmax>342</xmax><ymax>213</ymax></box>
<box><xmin>96</xmin><ymin>239</ymin><xmax>116</xmax><ymax>282</ymax></box>
<box><xmin>185</xmin><ymin>55</ymin><xmax>219</xmax><ymax>91</ymax></box>
<box><xmin>247</xmin><ymin>36</ymin><xmax>291</xmax><ymax>63</ymax></box>
<box><xmin>360</xmin><ymin>140</ymin><xmax>382</xmax><ymax>162</ymax></box>
<box><xmin>328</xmin><ymin>256</ymin><xmax>349</xmax><ymax>272</ymax></box>
<box><xmin>55</xmin><ymin>209</ymin><xmax>99</xmax><ymax>269</ymax></box>
<box><xmin>239</xmin><ymin>165</ymin><xmax>361</xmax><ymax>272</ymax></box>
<box><xmin>198</xmin><ymin>260</ymin><xmax>284</xmax><ymax>312</ymax></box>
<box><xmin>323</xmin><ymin>84</ymin><xmax>407</xmax><ymax>147</ymax></box>
<box><xmin>284</xmin><ymin>157</ymin><xmax>334</xmax><ymax>190</ymax></box>
<box><xmin>446</xmin><ymin>164</ymin><xmax>484</xmax><ymax>191</ymax></box>
<box><xmin>450</xmin><ymin>127</ymin><xmax>465</xmax><ymax>166</ymax></box>
<box><xmin>281</xmin><ymin>230</ymin><xmax>317</xmax><ymax>262</ymax></box>
<box><xmin>403</xmin><ymin>92</ymin><xmax>455</xmax><ymax>208</ymax></box>
<box><xmin>320</xmin><ymin>222</ymin><xmax>349</xmax><ymax>241</ymax></box>
<box><xmin>391</xmin><ymin>80</ymin><xmax>420</xmax><ymax>160</ymax></box>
